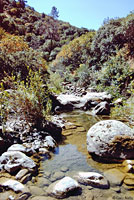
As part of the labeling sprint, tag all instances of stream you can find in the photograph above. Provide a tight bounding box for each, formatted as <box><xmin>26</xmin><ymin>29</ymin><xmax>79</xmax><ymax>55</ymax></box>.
<box><xmin>27</xmin><ymin>110</ymin><xmax>134</xmax><ymax>200</ymax></box>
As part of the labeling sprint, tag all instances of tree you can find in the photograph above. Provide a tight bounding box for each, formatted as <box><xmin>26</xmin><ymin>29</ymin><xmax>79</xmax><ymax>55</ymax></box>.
<box><xmin>18</xmin><ymin>0</ymin><xmax>27</xmax><ymax>8</ymax></box>
<box><xmin>0</xmin><ymin>0</ymin><xmax>3</xmax><ymax>13</ymax></box>
<box><xmin>50</xmin><ymin>6</ymin><xmax>59</xmax><ymax>19</ymax></box>
<box><xmin>45</xmin><ymin>17</ymin><xmax>60</xmax><ymax>52</ymax></box>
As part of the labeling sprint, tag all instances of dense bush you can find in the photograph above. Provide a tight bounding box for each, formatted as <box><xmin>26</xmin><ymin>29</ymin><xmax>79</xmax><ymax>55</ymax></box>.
<box><xmin>91</xmin><ymin>13</ymin><xmax>134</xmax><ymax>66</ymax></box>
<box><xmin>52</xmin><ymin>31</ymin><xmax>95</xmax><ymax>72</ymax></box>
<box><xmin>94</xmin><ymin>53</ymin><xmax>134</xmax><ymax>97</ymax></box>
<box><xmin>0</xmin><ymin>32</ymin><xmax>48</xmax><ymax>81</ymax></box>
<box><xmin>0</xmin><ymin>69</ymin><xmax>50</xmax><ymax>129</ymax></box>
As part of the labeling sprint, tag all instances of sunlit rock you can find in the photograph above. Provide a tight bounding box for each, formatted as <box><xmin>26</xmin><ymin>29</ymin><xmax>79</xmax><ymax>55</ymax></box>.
<box><xmin>47</xmin><ymin>176</ymin><xmax>80</xmax><ymax>198</ymax></box>
<box><xmin>0</xmin><ymin>151</ymin><xmax>36</xmax><ymax>174</ymax></box>
<box><xmin>87</xmin><ymin>120</ymin><xmax>134</xmax><ymax>162</ymax></box>
<box><xmin>75</xmin><ymin>171</ymin><xmax>109</xmax><ymax>189</ymax></box>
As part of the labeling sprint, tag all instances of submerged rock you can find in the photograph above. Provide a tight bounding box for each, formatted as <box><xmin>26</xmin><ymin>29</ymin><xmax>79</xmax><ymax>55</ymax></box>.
<box><xmin>87</xmin><ymin>120</ymin><xmax>134</xmax><ymax>162</ymax></box>
<box><xmin>75</xmin><ymin>172</ymin><xmax>109</xmax><ymax>189</ymax></box>
<box><xmin>104</xmin><ymin>169</ymin><xmax>125</xmax><ymax>187</ymax></box>
<box><xmin>47</xmin><ymin>176</ymin><xmax>80</xmax><ymax>198</ymax></box>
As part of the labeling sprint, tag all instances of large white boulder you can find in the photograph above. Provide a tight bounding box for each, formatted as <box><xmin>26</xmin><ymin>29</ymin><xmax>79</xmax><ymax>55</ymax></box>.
<box><xmin>47</xmin><ymin>176</ymin><xmax>80</xmax><ymax>198</ymax></box>
<box><xmin>87</xmin><ymin>120</ymin><xmax>134</xmax><ymax>162</ymax></box>
<box><xmin>0</xmin><ymin>151</ymin><xmax>36</xmax><ymax>173</ymax></box>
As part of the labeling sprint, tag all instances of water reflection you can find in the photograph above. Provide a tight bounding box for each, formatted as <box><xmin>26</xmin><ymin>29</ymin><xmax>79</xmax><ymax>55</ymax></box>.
<box><xmin>42</xmin><ymin>144</ymin><xmax>98</xmax><ymax>173</ymax></box>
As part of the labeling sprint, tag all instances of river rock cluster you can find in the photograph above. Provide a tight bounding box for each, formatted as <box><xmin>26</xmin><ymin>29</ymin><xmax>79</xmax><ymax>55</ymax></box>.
<box><xmin>50</xmin><ymin>85</ymin><xmax>113</xmax><ymax>115</ymax></box>
<box><xmin>0</xmin><ymin>113</ymin><xmax>62</xmax><ymax>199</ymax></box>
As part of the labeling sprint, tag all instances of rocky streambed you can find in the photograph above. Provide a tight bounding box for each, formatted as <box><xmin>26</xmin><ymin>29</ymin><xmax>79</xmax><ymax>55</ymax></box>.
<box><xmin>0</xmin><ymin>88</ymin><xmax>134</xmax><ymax>200</ymax></box>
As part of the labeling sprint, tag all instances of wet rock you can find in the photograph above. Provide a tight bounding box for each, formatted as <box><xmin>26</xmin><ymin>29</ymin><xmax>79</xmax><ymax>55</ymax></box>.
<box><xmin>21</xmin><ymin>173</ymin><xmax>32</xmax><ymax>184</ymax></box>
<box><xmin>92</xmin><ymin>101</ymin><xmax>110</xmax><ymax>115</ymax></box>
<box><xmin>0</xmin><ymin>151</ymin><xmax>36</xmax><ymax>174</ymax></box>
<box><xmin>31</xmin><ymin>196</ymin><xmax>52</xmax><ymax>200</ymax></box>
<box><xmin>29</xmin><ymin>186</ymin><xmax>45</xmax><ymax>196</ymax></box>
<box><xmin>37</xmin><ymin>177</ymin><xmax>51</xmax><ymax>187</ymax></box>
<box><xmin>75</xmin><ymin>172</ymin><xmax>109</xmax><ymax>189</ymax></box>
<box><xmin>111</xmin><ymin>186</ymin><xmax>121</xmax><ymax>193</ymax></box>
<box><xmin>123</xmin><ymin>183</ymin><xmax>134</xmax><ymax>190</ymax></box>
<box><xmin>0</xmin><ymin>191</ymin><xmax>16</xmax><ymax>200</ymax></box>
<box><xmin>50</xmin><ymin>171</ymin><xmax>65</xmax><ymax>182</ymax></box>
<box><xmin>47</xmin><ymin>176</ymin><xmax>80</xmax><ymax>198</ymax></box>
<box><xmin>123</xmin><ymin>160</ymin><xmax>134</xmax><ymax>166</ymax></box>
<box><xmin>123</xmin><ymin>160</ymin><xmax>134</xmax><ymax>173</ymax></box>
<box><xmin>62</xmin><ymin>130</ymin><xmax>73</xmax><ymax>136</ymax></box>
<box><xmin>104</xmin><ymin>169</ymin><xmax>125</xmax><ymax>186</ymax></box>
<box><xmin>39</xmin><ymin>148</ymin><xmax>50</xmax><ymax>156</ymax></box>
<box><xmin>60</xmin><ymin>167</ymin><xmax>69</xmax><ymax>173</ymax></box>
<box><xmin>16</xmin><ymin>169</ymin><xmax>29</xmax><ymax>180</ymax></box>
<box><xmin>0</xmin><ymin>177</ymin><xmax>30</xmax><ymax>193</ymax></box>
<box><xmin>77</xmin><ymin>126</ymin><xmax>85</xmax><ymax>132</ymax></box>
<box><xmin>124</xmin><ymin>173</ymin><xmax>134</xmax><ymax>186</ymax></box>
<box><xmin>43</xmin><ymin>171</ymin><xmax>51</xmax><ymax>178</ymax></box>
<box><xmin>16</xmin><ymin>192</ymin><xmax>31</xmax><ymax>200</ymax></box>
<box><xmin>43</xmin><ymin>120</ymin><xmax>62</xmax><ymax>142</ymax></box>
<box><xmin>87</xmin><ymin>120</ymin><xmax>134</xmax><ymax>161</ymax></box>
<box><xmin>123</xmin><ymin>164</ymin><xmax>134</xmax><ymax>173</ymax></box>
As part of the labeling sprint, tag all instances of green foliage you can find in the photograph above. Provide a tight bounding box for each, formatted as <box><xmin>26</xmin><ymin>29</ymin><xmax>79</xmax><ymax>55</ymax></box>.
<box><xmin>75</xmin><ymin>64</ymin><xmax>92</xmax><ymax>87</ymax></box>
<box><xmin>0</xmin><ymin>69</ymin><xmax>50</xmax><ymax>129</ymax></box>
<box><xmin>0</xmin><ymin>87</ymin><xmax>10</xmax><ymax>127</ymax></box>
<box><xmin>0</xmin><ymin>27</ymin><xmax>6</xmax><ymax>40</ymax></box>
<box><xmin>91</xmin><ymin>13</ymin><xmax>134</xmax><ymax>65</ymax></box>
<box><xmin>0</xmin><ymin>0</ymin><xmax>90</xmax><ymax>61</ymax></box>
<box><xmin>52</xmin><ymin>31</ymin><xmax>95</xmax><ymax>72</ymax></box>
<box><xmin>111</xmin><ymin>97</ymin><xmax>134</xmax><ymax>125</ymax></box>
<box><xmin>91</xmin><ymin>18</ymin><xmax>124</xmax><ymax>64</ymax></box>
<box><xmin>47</xmin><ymin>70</ymin><xmax>64</xmax><ymax>94</ymax></box>
<box><xmin>94</xmin><ymin>53</ymin><xmax>134</xmax><ymax>98</ymax></box>
<box><xmin>0</xmin><ymin>32</ymin><xmax>48</xmax><ymax>82</ymax></box>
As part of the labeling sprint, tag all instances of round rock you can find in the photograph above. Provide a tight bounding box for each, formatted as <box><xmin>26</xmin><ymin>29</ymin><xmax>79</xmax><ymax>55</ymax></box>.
<box><xmin>47</xmin><ymin>176</ymin><xmax>80</xmax><ymax>198</ymax></box>
<box><xmin>87</xmin><ymin>120</ymin><xmax>134</xmax><ymax>161</ymax></box>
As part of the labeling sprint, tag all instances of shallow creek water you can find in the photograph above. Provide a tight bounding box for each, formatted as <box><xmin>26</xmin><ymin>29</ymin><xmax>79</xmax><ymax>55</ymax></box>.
<box><xmin>28</xmin><ymin>110</ymin><xmax>134</xmax><ymax>200</ymax></box>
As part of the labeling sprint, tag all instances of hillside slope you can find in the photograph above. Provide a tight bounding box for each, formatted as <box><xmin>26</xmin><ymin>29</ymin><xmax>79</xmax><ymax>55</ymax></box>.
<box><xmin>0</xmin><ymin>0</ymin><xmax>89</xmax><ymax>61</ymax></box>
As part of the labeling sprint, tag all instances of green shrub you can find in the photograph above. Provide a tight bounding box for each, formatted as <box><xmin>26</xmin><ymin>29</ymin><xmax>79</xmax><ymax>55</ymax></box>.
<box><xmin>0</xmin><ymin>27</ymin><xmax>6</xmax><ymax>40</ymax></box>
<box><xmin>75</xmin><ymin>64</ymin><xmax>92</xmax><ymax>87</ymax></box>
<box><xmin>0</xmin><ymin>33</ymin><xmax>48</xmax><ymax>82</ymax></box>
<box><xmin>94</xmin><ymin>53</ymin><xmax>134</xmax><ymax>98</ymax></box>
<box><xmin>0</xmin><ymin>69</ymin><xmax>50</xmax><ymax>130</ymax></box>
<box><xmin>52</xmin><ymin>31</ymin><xmax>95</xmax><ymax>72</ymax></box>
<box><xmin>47</xmin><ymin>70</ymin><xmax>64</xmax><ymax>94</ymax></box>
